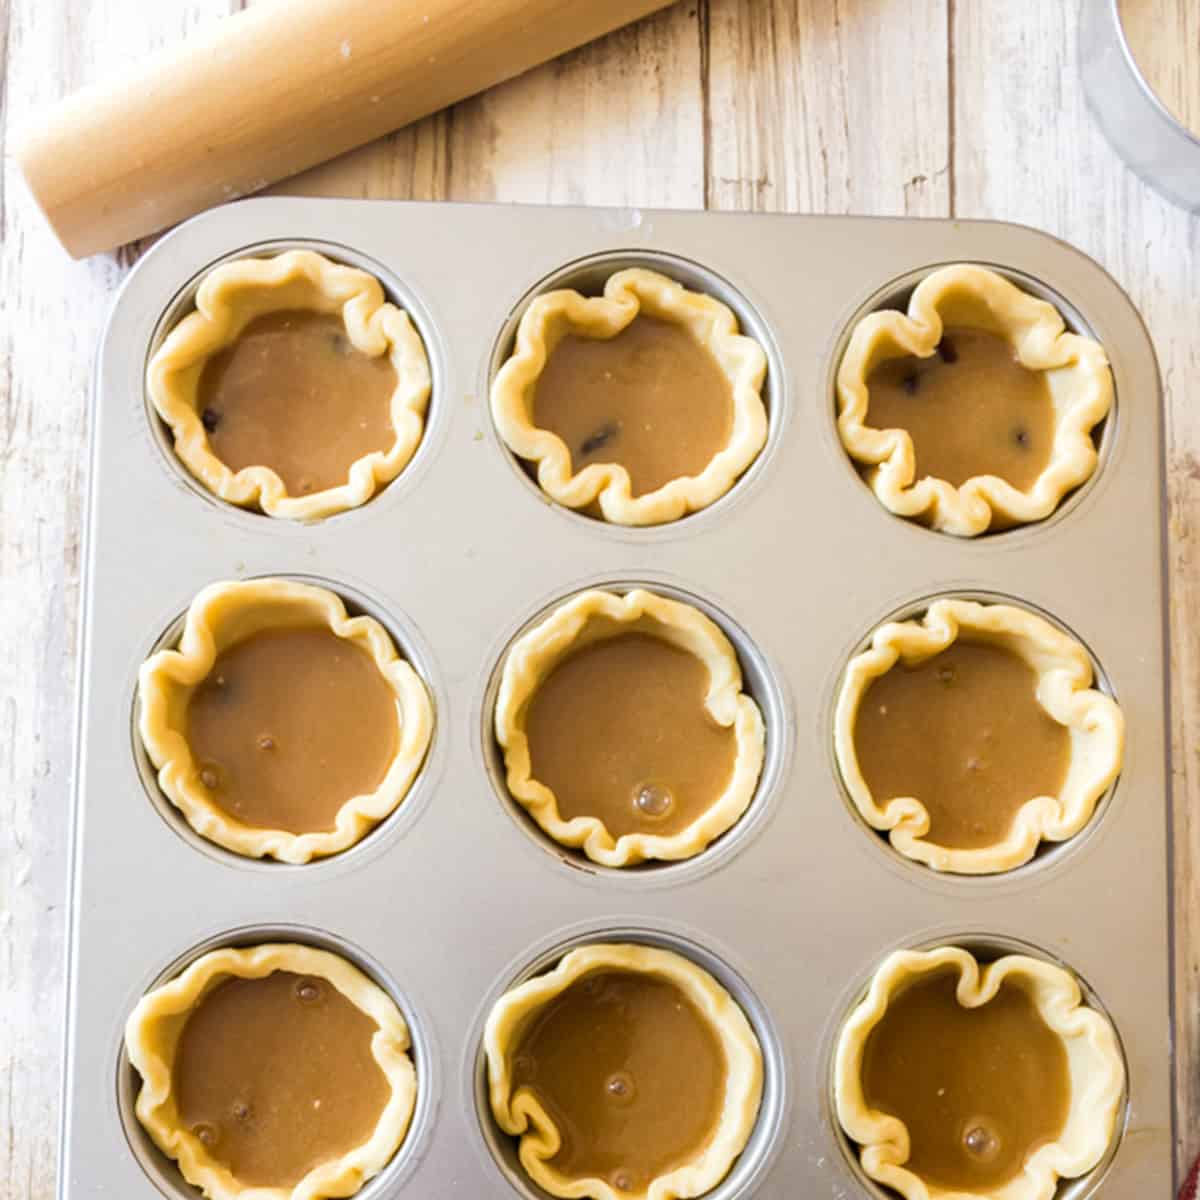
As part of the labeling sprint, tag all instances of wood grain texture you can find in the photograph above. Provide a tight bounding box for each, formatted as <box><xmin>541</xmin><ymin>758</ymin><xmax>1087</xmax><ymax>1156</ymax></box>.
<box><xmin>276</xmin><ymin>1</ymin><xmax>704</xmax><ymax>206</ymax></box>
<box><xmin>705</xmin><ymin>0</ymin><xmax>950</xmax><ymax>215</ymax></box>
<box><xmin>1</xmin><ymin>1</ymin><xmax>1196</xmax><ymax>1196</ymax></box>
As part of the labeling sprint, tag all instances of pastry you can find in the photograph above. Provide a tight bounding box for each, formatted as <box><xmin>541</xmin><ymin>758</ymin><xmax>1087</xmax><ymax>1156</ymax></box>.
<box><xmin>834</xmin><ymin>599</ymin><xmax>1123</xmax><ymax>874</ymax></box>
<box><xmin>148</xmin><ymin>249</ymin><xmax>431</xmax><ymax>520</ymax></box>
<box><xmin>836</xmin><ymin>264</ymin><xmax>1113</xmax><ymax>535</ymax></box>
<box><xmin>834</xmin><ymin>946</ymin><xmax>1125</xmax><ymax>1200</ymax></box>
<box><xmin>491</xmin><ymin>267</ymin><xmax>768</xmax><ymax>525</ymax></box>
<box><xmin>485</xmin><ymin>942</ymin><xmax>762</xmax><ymax>1199</ymax></box>
<box><xmin>138</xmin><ymin>578</ymin><xmax>433</xmax><ymax>862</ymax></box>
<box><xmin>126</xmin><ymin>942</ymin><xmax>417</xmax><ymax>1200</ymax></box>
<box><xmin>494</xmin><ymin>588</ymin><xmax>764</xmax><ymax>866</ymax></box>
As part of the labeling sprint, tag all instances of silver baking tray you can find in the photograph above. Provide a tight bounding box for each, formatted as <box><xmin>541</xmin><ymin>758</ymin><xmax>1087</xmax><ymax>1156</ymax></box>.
<box><xmin>60</xmin><ymin>199</ymin><xmax>1174</xmax><ymax>1199</ymax></box>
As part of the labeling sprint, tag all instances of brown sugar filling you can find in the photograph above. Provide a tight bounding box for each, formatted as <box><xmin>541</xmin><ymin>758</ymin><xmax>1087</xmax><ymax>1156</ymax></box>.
<box><xmin>531</xmin><ymin>314</ymin><xmax>735</xmax><ymax>497</ymax></box>
<box><xmin>198</xmin><ymin>310</ymin><xmax>397</xmax><ymax>496</ymax></box>
<box><xmin>522</xmin><ymin>624</ymin><xmax>739</xmax><ymax>839</ymax></box>
<box><xmin>185</xmin><ymin>625</ymin><xmax>399</xmax><ymax>834</ymax></box>
<box><xmin>173</xmin><ymin>970</ymin><xmax>392</xmax><ymax>1188</ymax></box>
<box><xmin>853</xmin><ymin>640</ymin><xmax>1071</xmax><ymax>850</ymax></box>
<box><xmin>864</xmin><ymin>326</ymin><xmax>1057</xmax><ymax>490</ymax></box>
<box><xmin>860</xmin><ymin>969</ymin><xmax>1071</xmax><ymax>1192</ymax></box>
<box><xmin>510</xmin><ymin>969</ymin><xmax>727</xmax><ymax>1193</ymax></box>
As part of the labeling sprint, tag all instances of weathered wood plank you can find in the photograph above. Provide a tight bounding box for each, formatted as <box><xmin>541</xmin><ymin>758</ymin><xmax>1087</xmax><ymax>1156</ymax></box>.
<box><xmin>704</xmin><ymin>0</ymin><xmax>951</xmax><ymax>216</ymax></box>
<box><xmin>276</xmin><ymin>2</ymin><xmax>704</xmax><ymax>206</ymax></box>
<box><xmin>952</xmin><ymin>0</ymin><xmax>1200</xmax><ymax>1174</ymax></box>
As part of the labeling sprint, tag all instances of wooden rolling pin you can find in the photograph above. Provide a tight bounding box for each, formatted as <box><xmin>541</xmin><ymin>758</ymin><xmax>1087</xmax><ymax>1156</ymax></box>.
<box><xmin>16</xmin><ymin>0</ymin><xmax>676</xmax><ymax>258</ymax></box>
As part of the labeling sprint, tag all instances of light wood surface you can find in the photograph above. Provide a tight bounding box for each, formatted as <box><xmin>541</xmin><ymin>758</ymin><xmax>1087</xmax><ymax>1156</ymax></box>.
<box><xmin>1</xmin><ymin>1</ymin><xmax>1196</xmax><ymax>1195</ymax></box>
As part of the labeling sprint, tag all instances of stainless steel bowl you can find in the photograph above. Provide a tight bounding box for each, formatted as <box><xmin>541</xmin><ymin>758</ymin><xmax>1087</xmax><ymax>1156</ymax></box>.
<box><xmin>1080</xmin><ymin>0</ymin><xmax>1200</xmax><ymax>211</ymax></box>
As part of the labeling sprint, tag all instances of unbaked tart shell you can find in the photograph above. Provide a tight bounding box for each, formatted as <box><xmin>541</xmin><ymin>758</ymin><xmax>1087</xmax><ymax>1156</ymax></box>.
<box><xmin>138</xmin><ymin>578</ymin><xmax>433</xmax><ymax>863</ymax></box>
<box><xmin>125</xmin><ymin>942</ymin><xmax>417</xmax><ymax>1200</ymax></box>
<box><xmin>833</xmin><ymin>598</ymin><xmax>1123</xmax><ymax>875</ymax></box>
<box><xmin>836</xmin><ymin>263</ymin><xmax>1114</xmax><ymax>536</ymax></box>
<box><xmin>494</xmin><ymin>588</ymin><xmax>765</xmax><ymax>867</ymax></box>
<box><xmin>148</xmin><ymin>249</ymin><xmax>431</xmax><ymax>520</ymax></box>
<box><xmin>491</xmin><ymin>267</ymin><xmax>769</xmax><ymax>526</ymax></box>
<box><xmin>484</xmin><ymin>942</ymin><xmax>764</xmax><ymax>1200</ymax></box>
<box><xmin>834</xmin><ymin>946</ymin><xmax>1126</xmax><ymax>1200</ymax></box>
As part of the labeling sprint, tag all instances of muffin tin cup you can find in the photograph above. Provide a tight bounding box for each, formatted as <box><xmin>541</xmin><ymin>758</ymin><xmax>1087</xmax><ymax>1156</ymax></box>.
<box><xmin>827</xmin><ymin>587</ymin><xmax>1123</xmax><ymax>892</ymax></box>
<box><xmin>65</xmin><ymin>198</ymin><xmax>1171</xmax><ymax>1198</ymax></box>
<box><xmin>464</xmin><ymin>919</ymin><xmax>790</xmax><ymax>1200</ymax></box>
<box><xmin>819</xmin><ymin>929</ymin><xmax>1132</xmax><ymax>1200</ymax></box>
<box><xmin>114</xmin><ymin>922</ymin><xmax>440</xmax><ymax>1200</ymax></box>
<box><xmin>477</xmin><ymin>573</ymin><xmax>793</xmax><ymax>888</ymax></box>
<box><xmin>128</xmin><ymin>570</ymin><xmax>446</xmax><ymax>876</ymax></box>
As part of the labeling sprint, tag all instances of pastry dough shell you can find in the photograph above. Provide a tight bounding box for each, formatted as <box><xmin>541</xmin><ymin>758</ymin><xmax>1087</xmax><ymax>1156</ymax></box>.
<box><xmin>494</xmin><ymin>588</ymin><xmax>765</xmax><ymax>866</ymax></box>
<box><xmin>138</xmin><ymin>578</ymin><xmax>433</xmax><ymax>863</ymax></box>
<box><xmin>834</xmin><ymin>946</ymin><xmax>1126</xmax><ymax>1200</ymax></box>
<box><xmin>491</xmin><ymin>267</ymin><xmax>768</xmax><ymax>526</ymax></box>
<box><xmin>836</xmin><ymin>263</ymin><xmax>1113</xmax><ymax>536</ymax></box>
<box><xmin>484</xmin><ymin>942</ymin><xmax>763</xmax><ymax>1200</ymax></box>
<box><xmin>834</xmin><ymin>599</ymin><xmax>1123</xmax><ymax>874</ymax></box>
<box><xmin>148</xmin><ymin>249</ymin><xmax>431</xmax><ymax>520</ymax></box>
<box><xmin>125</xmin><ymin>942</ymin><xmax>417</xmax><ymax>1200</ymax></box>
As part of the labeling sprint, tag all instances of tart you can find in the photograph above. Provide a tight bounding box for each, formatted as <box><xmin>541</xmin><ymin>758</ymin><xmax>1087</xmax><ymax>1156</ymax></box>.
<box><xmin>836</xmin><ymin>264</ymin><xmax>1113</xmax><ymax>536</ymax></box>
<box><xmin>138</xmin><ymin>578</ymin><xmax>433</xmax><ymax>863</ymax></box>
<box><xmin>833</xmin><ymin>598</ymin><xmax>1123</xmax><ymax>874</ymax></box>
<box><xmin>126</xmin><ymin>942</ymin><xmax>417</xmax><ymax>1200</ymax></box>
<box><xmin>148</xmin><ymin>249</ymin><xmax>431</xmax><ymax>520</ymax></box>
<box><xmin>491</xmin><ymin>267</ymin><xmax>768</xmax><ymax>526</ymax></box>
<box><xmin>484</xmin><ymin>942</ymin><xmax>763</xmax><ymax>1200</ymax></box>
<box><xmin>494</xmin><ymin>588</ymin><xmax>765</xmax><ymax>866</ymax></box>
<box><xmin>834</xmin><ymin>946</ymin><xmax>1125</xmax><ymax>1200</ymax></box>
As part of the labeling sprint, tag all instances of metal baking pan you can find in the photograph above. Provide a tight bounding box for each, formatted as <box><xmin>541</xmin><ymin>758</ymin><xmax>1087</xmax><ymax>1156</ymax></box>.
<box><xmin>60</xmin><ymin>198</ymin><xmax>1173</xmax><ymax>1198</ymax></box>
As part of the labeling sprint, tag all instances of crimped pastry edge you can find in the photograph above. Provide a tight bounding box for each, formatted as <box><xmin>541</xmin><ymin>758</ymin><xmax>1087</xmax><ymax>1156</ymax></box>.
<box><xmin>147</xmin><ymin>249</ymin><xmax>431</xmax><ymax>520</ymax></box>
<box><xmin>833</xmin><ymin>598</ymin><xmax>1124</xmax><ymax>874</ymax></box>
<box><xmin>494</xmin><ymin>588</ymin><xmax>765</xmax><ymax>867</ymax></box>
<box><xmin>833</xmin><ymin>946</ymin><xmax>1126</xmax><ymax>1200</ymax></box>
<box><xmin>836</xmin><ymin>263</ymin><xmax>1113</xmax><ymax>536</ymax></box>
<box><xmin>484</xmin><ymin>942</ymin><xmax>764</xmax><ymax>1200</ymax></box>
<box><xmin>125</xmin><ymin>942</ymin><xmax>418</xmax><ymax>1200</ymax></box>
<box><xmin>490</xmin><ymin>266</ymin><xmax>769</xmax><ymax>526</ymax></box>
<box><xmin>138</xmin><ymin>578</ymin><xmax>433</xmax><ymax>863</ymax></box>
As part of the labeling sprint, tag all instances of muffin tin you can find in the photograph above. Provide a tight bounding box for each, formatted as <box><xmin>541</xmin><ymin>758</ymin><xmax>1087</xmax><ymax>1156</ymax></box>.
<box><xmin>61</xmin><ymin>198</ymin><xmax>1172</xmax><ymax>1198</ymax></box>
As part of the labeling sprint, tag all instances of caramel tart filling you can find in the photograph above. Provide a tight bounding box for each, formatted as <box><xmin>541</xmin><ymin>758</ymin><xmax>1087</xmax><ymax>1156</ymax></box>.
<box><xmin>532</xmin><ymin>314</ymin><xmax>734</xmax><ymax>498</ymax></box>
<box><xmin>185</xmin><ymin>624</ymin><xmax>399</xmax><ymax>834</ymax></box>
<box><xmin>853</xmin><ymin>639</ymin><xmax>1070</xmax><ymax>850</ymax></box>
<box><xmin>860</xmin><ymin>969</ymin><xmax>1070</xmax><ymax>1192</ymax></box>
<box><xmin>197</xmin><ymin>309</ymin><xmax>397</xmax><ymax>496</ymax></box>
<box><xmin>173</xmin><ymin>970</ymin><xmax>391</xmax><ymax>1189</ymax></box>
<box><xmin>510</xmin><ymin>969</ymin><xmax>726</xmax><ymax>1194</ymax></box>
<box><xmin>865</xmin><ymin>327</ymin><xmax>1057</xmax><ymax>491</ymax></box>
<box><xmin>523</xmin><ymin>621</ymin><xmax>738</xmax><ymax>840</ymax></box>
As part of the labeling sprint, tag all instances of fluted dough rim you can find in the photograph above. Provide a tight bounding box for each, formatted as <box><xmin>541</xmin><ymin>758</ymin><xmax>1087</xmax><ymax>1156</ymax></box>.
<box><xmin>494</xmin><ymin>588</ymin><xmax>765</xmax><ymax>867</ymax></box>
<box><xmin>125</xmin><ymin>942</ymin><xmax>417</xmax><ymax>1200</ymax></box>
<box><xmin>147</xmin><ymin>249</ymin><xmax>431</xmax><ymax>521</ymax></box>
<box><xmin>138</xmin><ymin>578</ymin><xmax>433</xmax><ymax>863</ymax></box>
<box><xmin>484</xmin><ymin>942</ymin><xmax>764</xmax><ymax>1200</ymax></box>
<box><xmin>833</xmin><ymin>598</ymin><xmax>1124</xmax><ymax>874</ymax></box>
<box><xmin>833</xmin><ymin>946</ymin><xmax>1126</xmax><ymax>1200</ymax></box>
<box><xmin>490</xmin><ymin>267</ymin><xmax>769</xmax><ymax>526</ymax></box>
<box><xmin>836</xmin><ymin>263</ymin><xmax>1113</xmax><ymax>536</ymax></box>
